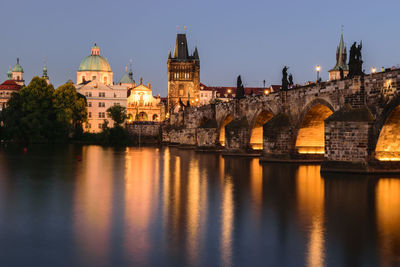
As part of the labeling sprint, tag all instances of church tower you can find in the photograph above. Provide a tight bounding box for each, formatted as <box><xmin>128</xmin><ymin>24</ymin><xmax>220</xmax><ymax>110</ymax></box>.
<box><xmin>12</xmin><ymin>58</ymin><xmax>24</xmax><ymax>86</ymax></box>
<box><xmin>329</xmin><ymin>32</ymin><xmax>349</xmax><ymax>81</ymax></box>
<box><xmin>42</xmin><ymin>58</ymin><xmax>49</xmax><ymax>84</ymax></box>
<box><xmin>167</xmin><ymin>31</ymin><xmax>200</xmax><ymax>113</ymax></box>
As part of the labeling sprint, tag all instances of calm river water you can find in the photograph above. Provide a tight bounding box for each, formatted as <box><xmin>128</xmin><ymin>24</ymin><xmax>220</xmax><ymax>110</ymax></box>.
<box><xmin>0</xmin><ymin>145</ymin><xmax>399</xmax><ymax>266</ymax></box>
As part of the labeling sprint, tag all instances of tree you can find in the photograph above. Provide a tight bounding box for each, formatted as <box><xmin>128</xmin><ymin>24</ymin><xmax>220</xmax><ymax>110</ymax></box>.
<box><xmin>2</xmin><ymin>77</ymin><xmax>56</xmax><ymax>142</ymax></box>
<box><xmin>54</xmin><ymin>83</ymin><xmax>87</xmax><ymax>137</ymax></box>
<box><xmin>235</xmin><ymin>75</ymin><xmax>245</xmax><ymax>99</ymax></box>
<box><xmin>106</xmin><ymin>105</ymin><xmax>127</xmax><ymax>127</ymax></box>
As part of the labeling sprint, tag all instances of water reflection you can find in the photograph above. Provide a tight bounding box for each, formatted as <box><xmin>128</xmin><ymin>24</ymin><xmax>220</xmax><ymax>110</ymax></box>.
<box><xmin>296</xmin><ymin>165</ymin><xmax>325</xmax><ymax>267</ymax></box>
<box><xmin>376</xmin><ymin>178</ymin><xmax>400</xmax><ymax>265</ymax></box>
<box><xmin>0</xmin><ymin>146</ymin><xmax>400</xmax><ymax>266</ymax></box>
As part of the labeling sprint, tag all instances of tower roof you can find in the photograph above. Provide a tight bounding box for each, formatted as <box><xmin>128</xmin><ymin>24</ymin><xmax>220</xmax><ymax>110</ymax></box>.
<box><xmin>12</xmin><ymin>58</ymin><xmax>24</xmax><ymax>73</ymax></box>
<box><xmin>170</xmin><ymin>33</ymin><xmax>200</xmax><ymax>63</ymax></box>
<box><xmin>173</xmin><ymin>34</ymin><xmax>189</xmax><ymax>60</ymax></box>
<box><xmin>330</xmin><ymin>32</ymin><xmax>348</xmax><ymax>72</ymax></box>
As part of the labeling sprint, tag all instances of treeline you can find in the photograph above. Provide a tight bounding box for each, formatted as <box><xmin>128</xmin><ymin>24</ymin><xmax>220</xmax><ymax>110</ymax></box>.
<box><xmin>0</xmin><ymin>76</ymin><xmax>130</xmax><ymax>145</ymax></box>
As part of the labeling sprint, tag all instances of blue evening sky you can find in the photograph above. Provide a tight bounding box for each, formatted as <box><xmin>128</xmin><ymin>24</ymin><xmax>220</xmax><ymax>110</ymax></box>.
<box><xmin>1</xmin><ymin>0</ymin><xmax>399</xmax><ymax>96</ymax></box>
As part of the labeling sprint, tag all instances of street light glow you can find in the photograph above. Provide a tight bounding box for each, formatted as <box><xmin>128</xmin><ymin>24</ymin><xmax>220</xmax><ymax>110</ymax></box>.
<box><xmin>372</xmin><ymin>67</ymin><xmax>377</xmax><ymax>74</ymax></box>
<box><xmin>316</xmin><ymin>65</ymin><xmax>321</xmax><ymax>72</ymax></box>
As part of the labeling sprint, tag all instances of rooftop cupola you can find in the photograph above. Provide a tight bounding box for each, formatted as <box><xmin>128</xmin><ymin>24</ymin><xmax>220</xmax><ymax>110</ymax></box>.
<box><xmin>91</xmin><ymin>43</ymin><xmax>100</xmax><ymax>56</ymax></box>
<box><xmin>7</xmin><ymin>67</ymin><xmax>12</xmax><ymax>80</ymax></box>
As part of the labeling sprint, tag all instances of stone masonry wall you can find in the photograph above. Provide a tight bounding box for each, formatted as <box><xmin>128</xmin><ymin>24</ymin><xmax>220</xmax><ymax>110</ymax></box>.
<box><xmin>324</xmin><ymin>121</ymin><xmax>373</xmax><ymax>162</ymax></box>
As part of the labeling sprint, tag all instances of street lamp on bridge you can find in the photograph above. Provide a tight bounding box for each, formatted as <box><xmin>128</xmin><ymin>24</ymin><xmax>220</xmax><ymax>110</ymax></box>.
<box><xmin>315</xmin><ymin>65</ymin><xmax>321</xmax><ymax>82</ymax></box>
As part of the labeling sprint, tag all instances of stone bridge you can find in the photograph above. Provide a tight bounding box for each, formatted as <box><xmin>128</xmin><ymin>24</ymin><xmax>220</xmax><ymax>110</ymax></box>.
<box><xmin>162</xmin><ymin>69</ymin><xmax>400</xmax><ymax>173</ymax></box>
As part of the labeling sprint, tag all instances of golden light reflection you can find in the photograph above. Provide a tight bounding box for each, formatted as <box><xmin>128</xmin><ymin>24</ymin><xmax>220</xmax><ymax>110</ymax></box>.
<box><xmin>124</xmin><ymin>147</ymin><xmax>160</xmax><ymax>263</ymax></box>
<box><xmin>296</xmin><ymin>165</ymin><xmax>325</xmax><ymax>267</ymax></box>
<box><xmin>250</xmin><ymin>111</ymin><xmax>274</xmax><ymax>150</ymax></box>
<box><xmin>376</xmin><ymin>105</ymin><xmax>400</xmax><ymax>161</ymax></box>
<box><xmin>186</xmin><ymin>158</ymin><xmax>208</xmax><ymax>266</ymax></box>
<box><xmin>376</xmin><ymin>179</ymin><xmax>400</xmax><ymax>264</ymax></box>
<box><xmin>219</xmin><ymin>115</ymin><xmax>233</xmax><ymax>146</ymax></box>
<box><xmin>74</xmin><ymin>146</ymin><xmax>113</xmax><ymax>262</ymax></box>
<box><xmin>250</xmin><ymin>159</ymin><xmax>263</xmax><ymax>220</ymax></box>
<box><xmin>295</xmin><ymin>104</ymin><xmax>333</xmax><ymax>155</ymax></box>
<box><xmin>221</xmin><ymin>175</ymin><xmax>234</xmax><ymax>267</ymax></box>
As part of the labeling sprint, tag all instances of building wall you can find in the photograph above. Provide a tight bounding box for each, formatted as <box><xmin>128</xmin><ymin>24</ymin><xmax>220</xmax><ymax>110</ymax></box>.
<box><xmin>76</xmin><ymin>81</ymin><xmax>127</xmax><ymax>133</ymax></box>
<box><xmin>77</xmin><ymin>71</ymin><xmax>113</xmax><ymax>86</ymax></box>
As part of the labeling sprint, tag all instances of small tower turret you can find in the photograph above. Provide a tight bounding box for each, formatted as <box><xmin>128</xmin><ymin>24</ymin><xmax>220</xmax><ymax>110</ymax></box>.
<box><xmin>12</xmin><ymin>58</ymin><xmax>24</xmax><ymax>86</ymax></box>
<box><xmin>329</xmin><ymin>31</ymin><xmax>349</xmax><ymax>81</ymax></box>
<box><xmin>42</xmin><ymin>58</ymin><xmax>49</xmax><ymax>84</ymax></box>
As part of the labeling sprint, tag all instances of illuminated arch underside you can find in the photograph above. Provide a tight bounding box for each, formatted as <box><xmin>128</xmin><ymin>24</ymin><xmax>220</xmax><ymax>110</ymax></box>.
<box><xmin>296</xmin><ymin>104</ymin><xmax>333</xmax><ymax>154</ymax></box>
<box><xmin>219</xmin><ymin>114</ymin><xmax>233</xmax><ymax>146</ymax></box>
<box><xmin>376</xmin><ymin>105</ymin><xmax>400</xmax><ymax>161</ymax></box>
<box><xmin>250</xmin><ymin>111</ymin><xmax>274</xmax><ymax>150</ymax></box>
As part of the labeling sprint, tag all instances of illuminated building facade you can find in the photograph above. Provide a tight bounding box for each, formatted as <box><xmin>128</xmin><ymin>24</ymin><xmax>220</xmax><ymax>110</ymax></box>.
<box><xmin>127</xmin><ymin>78</ymin><xmax>164</xmax><ymax>122</ymax></box>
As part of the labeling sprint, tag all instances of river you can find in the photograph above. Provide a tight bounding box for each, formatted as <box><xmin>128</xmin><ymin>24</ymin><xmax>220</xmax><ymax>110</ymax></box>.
<box><xmin>0</xmin><ymin>145</ymin><xmax>398</xmax><ymax>266</ymax></box>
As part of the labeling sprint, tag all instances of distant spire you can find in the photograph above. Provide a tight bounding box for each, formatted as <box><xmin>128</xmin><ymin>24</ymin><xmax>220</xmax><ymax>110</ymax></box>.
<box><xmin>125</xmin><ymin>65</ymin><xmax>128</xmax><ymax>73</ymax></box>
<box><xmin>194</xmin><ymin>46</ymin><xmax>199</xmax><ymax>60</ymax></box>
<box><xmin>42</xmin><ymin>57</ymin><xmax>49</xmax><ymax>82</ymax></box>
<box><xmin>330</xmin><ymin>29</ymin><xmax>348</xmax><ymax>72</ymax></box>
<box><xmin>7</xmin><ymin>66</ymin><xmax>12</xmax><ymax>80</ymax></box>
<box><xmin>17</xmin><ymin>58</ymin><xmax>19</xmax><ymax>65</ymax></box>
<box><xmin>128</xmin><ymin>59</ymin><xmax>133</xmax><ymax>81</ymax></box>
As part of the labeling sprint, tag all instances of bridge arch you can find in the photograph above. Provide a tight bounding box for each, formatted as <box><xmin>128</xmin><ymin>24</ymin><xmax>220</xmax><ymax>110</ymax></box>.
<box><xmin>374</xmin><ymin>96</ymin><xmax>400</xmax><ymax>161</ymax></box>
<box><xmin>294</xmin><ymin>98</ymin><xmax>334</xmax><ymax>154</ymax></box>
<box><xmin>249</xmin><ymin>109</ymin><xmax>274</xmax><ymax>150</ymax></box>
<box><xmin>218</xmin><ymin>113</ymin><xmax>233</xmax><ymax>146</ymax></box>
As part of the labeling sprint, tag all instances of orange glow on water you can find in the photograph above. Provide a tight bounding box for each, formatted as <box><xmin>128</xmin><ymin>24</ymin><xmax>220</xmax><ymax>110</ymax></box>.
<box><xmin>376</xmin><ymin>179</ymin><xmax>400</xmax><ymax>265</ymax></box>
<box><xmin>295</xmin><ymin>104</ymin><xmax>332</xmax><ymax>155</ymax></box>
<box><xmin>296</xmin><ymin>165</ymin><xmax>325</xmax><ymax>267</ymax></box>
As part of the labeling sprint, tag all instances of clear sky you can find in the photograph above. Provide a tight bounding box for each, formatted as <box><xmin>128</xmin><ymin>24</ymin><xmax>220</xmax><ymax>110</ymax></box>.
<box><xmin>1</xmin><ymin>0</ymin><xmax>400</xmax><ymax>96</ymax></box>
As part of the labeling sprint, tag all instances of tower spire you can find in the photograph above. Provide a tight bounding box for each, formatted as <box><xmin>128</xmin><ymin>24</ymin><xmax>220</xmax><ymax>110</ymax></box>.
<box><xmin>42</xmin><ymin>57</ymin><xmax>49</xmax><ymax>83</ymax></box>
<box><xmin>128</xmin><ymin>59</ymin><xmax>133</xmax><ymax>81</ymax></box>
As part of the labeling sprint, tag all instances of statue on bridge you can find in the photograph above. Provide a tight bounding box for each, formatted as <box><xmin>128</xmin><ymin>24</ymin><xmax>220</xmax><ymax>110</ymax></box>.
<box><xmin>282</xmin><ymin>66</ymin><xmax>289</xmax><ymax>91</ymax></box>
<box><xmin>235</xmin><ymin>75</ymin><xmax>245</xmax><ymax>99</ymax></box>
<box><xmin>348</xmin><ymin>41</ymin><xmax>364</xmax><ymax>78</ymax></box>
<box><xmin>288</xmin><ymin>74</ymin><xmax>294</xmax><ymax>87</ymax></box>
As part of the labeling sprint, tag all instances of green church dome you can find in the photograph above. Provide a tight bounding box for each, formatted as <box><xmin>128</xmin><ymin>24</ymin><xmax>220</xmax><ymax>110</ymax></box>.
<box><xmin>12</xmin><ymin>58</ymin><xmax>24</xmax><ymax>73</ymax></box>
<box><xmin>78</xmin><ymin>44</ymin><xmax>112</xmax><ymax>72</ymax></box>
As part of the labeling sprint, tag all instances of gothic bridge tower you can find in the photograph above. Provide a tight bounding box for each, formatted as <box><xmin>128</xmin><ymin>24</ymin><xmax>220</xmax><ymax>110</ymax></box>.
<box><xmin>167</xmin><ymin>32</ymin><xmax>200</xmax><ymax>113</ymax></box>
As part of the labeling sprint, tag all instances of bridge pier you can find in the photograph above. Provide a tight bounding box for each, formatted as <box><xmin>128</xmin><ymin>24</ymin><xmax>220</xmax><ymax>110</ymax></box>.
<box><xmin>222</xmin><ymin>117</ymin><xmax>260</xmax><ymax>156</ymax></box>
<box><xmin>321</xmin><ymin>105</ymin><xmax>400</xmax><ymax>173</ymax></box>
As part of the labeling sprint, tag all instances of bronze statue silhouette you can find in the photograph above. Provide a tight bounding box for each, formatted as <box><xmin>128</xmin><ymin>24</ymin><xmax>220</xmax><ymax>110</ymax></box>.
<box><xmin>282</xmin><ymin>66</ymin><xmax>289</xmax><ymax>91</ymax></box>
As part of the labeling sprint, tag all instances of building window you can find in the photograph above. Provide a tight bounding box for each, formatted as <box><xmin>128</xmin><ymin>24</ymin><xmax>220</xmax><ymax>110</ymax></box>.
<box><xmin>85</xmin><ymin>92</ymin><xmax>92</xmax><ymax>97</ymax></box>
<box><xmin>104</xmin><ymin>77</ymin><xmax>107</xmax><ymax>84</ymax></box>
<box><xmin>99</xmin><ymin>92</ymin><xmax>105</xmax><ymax>97</ymax></box>
<box><xmin>88</xmin><ymin>102</ymin><xmax>92</xmax><ymax>107</ymax></box>
<box><xmin>85</xmin><ymin>123</ymin><xmax>91</xmax><ymax>129</ymax></box>
<box><xmin>92</xmin><ymin>76</ymin><xmax>96</xmax><ymax>81</ymax></box>
<box><xmin>82</xmin><ymin>76</ymin><xmax>86</xmax><ymax>82</ymax></box>
<box><xmin>98</xmin><ymin>123</ymin><xmax>102</xmax><ymax>129</ymax></box>
<box><xmin>88</xmin><ymin>112</ymin><xmax>91</xmax><ymax>118</ymax></box>
<box><xmin>98</xmin><ymin>112</ymin><xmax>105</xmax><ymax>118</ymax></box>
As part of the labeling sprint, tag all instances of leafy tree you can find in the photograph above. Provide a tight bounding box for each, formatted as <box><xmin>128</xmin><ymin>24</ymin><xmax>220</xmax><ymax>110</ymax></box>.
<box><xmin>54</xmin><ymin>83</ymin><xmax>87</xmax><ymax>137</ymax></box>
<box><xmin>106</xmin><ymin>105</ymin><xmax>127</xmax><ymax>127</ymax></box>
<box><xmin>2</xmin><ymin>77</ymin><xmax>57</xmax><ymax>142</ymax></box>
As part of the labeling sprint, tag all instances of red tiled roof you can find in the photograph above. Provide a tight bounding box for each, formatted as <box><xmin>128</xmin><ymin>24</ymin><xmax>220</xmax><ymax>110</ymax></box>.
<box><xmin>0</xmin><ymin>80</ymin><xmax>21</xmax><ymax>91</ymax></box>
